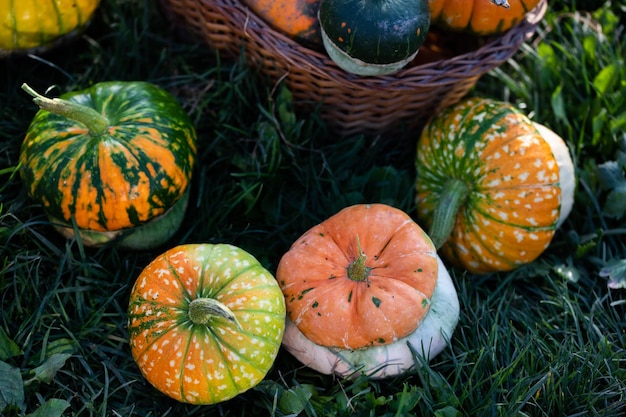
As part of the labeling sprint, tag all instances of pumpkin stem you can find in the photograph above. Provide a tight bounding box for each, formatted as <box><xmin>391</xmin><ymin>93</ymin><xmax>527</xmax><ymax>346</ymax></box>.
<box><xmin>188</xmin><ymin>298</ymin><xmax>242</xmax><ymax>330</ymax></box>
<box><xmin>428</xmin><ymin>178</ymin><xmax>470</xmax><ymax>250</ymax></box>
<box><xmin>347</xmin><ymin>236</ymin><xmax>370</xmax><ymax>282</ymax></box>
<box><xmin>21</xmin><ymin>83</ymin><xmax>109</xmax><ymax>136</ymax></box>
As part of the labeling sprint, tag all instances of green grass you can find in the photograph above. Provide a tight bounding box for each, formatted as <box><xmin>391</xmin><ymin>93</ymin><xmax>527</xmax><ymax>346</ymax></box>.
<box><xmin>1</xmin><ymin>0</ymin><xmax>625</xmax><ymax>416</ymax></box>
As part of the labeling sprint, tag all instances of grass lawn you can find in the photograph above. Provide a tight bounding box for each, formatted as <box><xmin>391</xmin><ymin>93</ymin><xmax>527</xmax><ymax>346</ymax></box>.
<box><xmin>1</xmin><ymin>0</ymin><xmax>625</xmax><ymax>416</ymax></box>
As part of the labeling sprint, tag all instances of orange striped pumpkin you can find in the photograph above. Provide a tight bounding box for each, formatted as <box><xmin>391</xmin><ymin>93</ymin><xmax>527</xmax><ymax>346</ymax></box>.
<box><xmin>0</xmin><ymin>0</ymin><xmax>100</xmax><ymax>55</ymax></box>
<box><xmin>19</xmin><ymin>81</ymin><xmax>197</xmax><ymax>248</ymax></box>
<box><xmin>428</xmin><ymin>0</ymin><xmax>542</xmax><ymax>35</ymax></box>
<box><xmin>415</xmin><ymin>97</ymin><xmax>575</xmax><ymax>274</ymax></box>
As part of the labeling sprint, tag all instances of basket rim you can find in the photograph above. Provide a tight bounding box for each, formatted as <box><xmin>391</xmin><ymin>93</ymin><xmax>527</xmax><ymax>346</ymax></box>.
<box><xmin>207</xmin><ymin>0</ymin><xmax>547</xmax><ymax>87</ymax></box>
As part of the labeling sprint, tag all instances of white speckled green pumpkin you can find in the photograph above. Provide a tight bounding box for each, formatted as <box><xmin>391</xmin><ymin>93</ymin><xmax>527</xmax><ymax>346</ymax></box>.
<box><xmin>127</xmin><ymin>244</ymin><xmax>286</xmax><ymax>404</ymax></box>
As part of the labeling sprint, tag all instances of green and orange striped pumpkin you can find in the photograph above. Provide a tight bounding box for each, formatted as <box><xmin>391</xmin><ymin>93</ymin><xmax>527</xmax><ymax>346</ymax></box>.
<box><xmin>19</xmin><ymin>81</ymin><xmax>197</xmax><ymax>249</ymax></box>
<box><xmin>0</xmin><ymin>0</ymin><xmax>100</xmax><ymax>55</ymax></box>
<box><xmin>128</xmin><ymin>243</ymin><xmax>286</xmax><ymax>404</ymax></box>
<box><xmin>415</xmin><ymin>97</ymin><xmax>575</xmax><ymax>274</ymax></box>
<box><xmin>428</xmin><ymin>0</ymin><xmax>542</xmax><ymax>36</ymax></box>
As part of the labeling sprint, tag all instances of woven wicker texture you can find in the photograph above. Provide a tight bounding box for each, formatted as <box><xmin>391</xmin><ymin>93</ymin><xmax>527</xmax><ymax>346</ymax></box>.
<box><xmin>161</xmin><ymin>0</ymin><xmax>547</xmax><ymax>136</ymax></box>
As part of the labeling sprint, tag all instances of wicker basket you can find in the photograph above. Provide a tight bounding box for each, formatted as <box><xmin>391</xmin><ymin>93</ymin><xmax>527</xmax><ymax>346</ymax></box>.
<box><xmin>161</xmin><ymin>0</ymin><xmax>547</xmax><ymax>136</ymax></box>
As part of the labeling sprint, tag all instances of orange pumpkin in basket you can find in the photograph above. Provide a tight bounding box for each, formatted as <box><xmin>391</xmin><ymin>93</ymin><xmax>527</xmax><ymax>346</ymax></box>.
<box><xmin>241</xmin><ymin>0</ymin><xmax>321</xmax><ymax>45</ymax></box>
<box><xmin>428</xmin><ymin>0</ymin><xmax>542</xmax><ymax>35</ymax></box>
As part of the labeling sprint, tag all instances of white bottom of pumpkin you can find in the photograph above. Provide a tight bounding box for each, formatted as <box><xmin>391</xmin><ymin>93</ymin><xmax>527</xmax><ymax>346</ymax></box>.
<box><xmin>281</xmin><ymin>256</ymin><xmax>460</xmax><ymax>379</ymax></box>
<box><xmin>320</xmin><ymin>26</ymin><xmax>418</xmax><ymax>76</ymax></box>
<box><xmin>532</xmin><ymin>122</ymin><xmax>575</xmax><ymax>228</ymax></box>
<box><xmin>50</xmin><ymin>188</ymin><xmax>190</xmax><ymax>250</ymax></box>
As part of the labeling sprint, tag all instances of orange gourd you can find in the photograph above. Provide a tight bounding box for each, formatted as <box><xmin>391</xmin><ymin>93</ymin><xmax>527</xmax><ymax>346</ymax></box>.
<box><xmin>0</xmin><ymin>0</ymin><xmax>100</xmax><ymax>55</ymax></box>
<box><xmin>128</xmin><ymin>244</ymin><xmax>286</xmax><ymax>404</ymax></box>
<box><xmin>428</xmin><ymin>0</ymin><xmax>542</xmax><ymax>35</ymax></box>
<box><xmin>277</xmin><ymin>203</ymin><xmax>459</xmax><ymax>378</ymax></box>
<box><xmin>415</xmin><ymin>97</ymin><xmax>575</xmax><ymax>274</ymax></box>
<box><xmin>241</xmin><ymin>0</ymin><xmax>321</xmax><ymax>45</ymax></box>
<box><xmin>278</xmin><ymin>204</ymin><xmax>438</xmax><ymax>350</ymax></box>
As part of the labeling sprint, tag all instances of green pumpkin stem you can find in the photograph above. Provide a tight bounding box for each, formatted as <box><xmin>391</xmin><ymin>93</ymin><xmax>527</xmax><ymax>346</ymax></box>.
<box><xmin>21</xmin><ymin>83</ymin><xmax>109</xmax><ymax>136</ymax></box>
<box><xmin>188</xmin><ymin>298</ymin><xmax>242</xmax><ymax>330</ymax></box>
<box><xmin>347</xmin><ymin>236</ymin><xmax>370</xmax><ymax>282</ymax></box>
<box><xmin>429</xmin><ymin>178</ymin><xmax>470</xmax><ymax>250</ymax></box>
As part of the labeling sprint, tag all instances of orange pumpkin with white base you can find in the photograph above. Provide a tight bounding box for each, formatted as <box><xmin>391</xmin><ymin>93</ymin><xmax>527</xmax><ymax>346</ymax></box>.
<box><xmin>277</xmin><ymin>204</ymin><xmax>460</xmax><ymax>378</ymax></box>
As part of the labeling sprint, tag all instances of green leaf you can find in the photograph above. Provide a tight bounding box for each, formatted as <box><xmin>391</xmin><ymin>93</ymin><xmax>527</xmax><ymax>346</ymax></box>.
<box><xmin>596</xmin><ymin>160</ymin><xmax>624</xmax><ymax>189</ymax></box>
<box><xmin>434</xmin><ymin>406</ymin><xmax>462</xmax><ymax>417</ymax></box>
<box><xmin>550</xmin><ymin>85</ymin><xmax>568</xmax><ymax>126</ymax></box>
<box><xmin>44</xmin><ymin>338</ymin><xmax>77</xmax><ymax>357</ymax></box>
<box><xmin>27</xmin><ymin>353</ymin><xmax>72</xmax><ymax>385</ymax></box>
<box><xmin>25</xmin><ymin>399</ymin><xmax>71</xmax><ymax>417</ymax></box>
<box><xmin>278</xmin><ymin>384</ymin><xmax>316</xmax><ymax>415</ymax></box>
<box><xmin>0</xmin><ymin>327</ymin><xmax>22</xmax><ymax>361</ymax></box>
<box><xmin>0</xmin><ymin>360</ymin><xmax>25</xmax><ymax>412</ymax></box>
<box><xmin>603</xmin><ymin>183</ymin><xmax>626</xmax><ymax>219</ymax></box>
<box><xmin>599</xmin><ymin>259</ymin><xmax>626</xmax><ymax>289</ymax></box>
<box><xmin>592</xmin><ymin>64</ymin><xmax>618</xmax><ymax>96</ymax></box>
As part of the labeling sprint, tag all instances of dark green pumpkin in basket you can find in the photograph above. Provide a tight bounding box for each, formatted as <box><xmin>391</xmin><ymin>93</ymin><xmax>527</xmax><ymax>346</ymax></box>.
<box><xmin>319</xmin><ymin>0</ymin><xmax>431</xmax><ymax>76</ymax></box>
<box><xmin>19</xmin><ymin>81</ymin><xmax>197</xmax><ymax>249</ymax></box>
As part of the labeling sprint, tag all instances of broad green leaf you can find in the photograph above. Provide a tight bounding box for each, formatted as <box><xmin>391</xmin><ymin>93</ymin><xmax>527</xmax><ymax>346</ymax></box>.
<box><xmin>550</xmin><ymin>85</ymin><xmax>568</xmax><ymax>126</ymax></box>
<box><xmin>45</xmin><ymin>338</ymin><xmax>77</xmax><ymax>357</ymax></box>
<box><xmin>0</xmin><ymin>360</ymin><xmax>25</xmax><ymax>412</ymax></box>
<box><xmin>390</xmin><ymin>384</ymin><xmax>422</xmax><ymax>414</ymax></box>
<box><xmin>592</xmin><ymin>108</ymin><xmax>607</xmax><ymax>145</ymax></box>
<box><xmin>582</xmin><ymin>35</ymin><xmax>598</xmax><ymax>65</ymax></box>
<box><xmin>434</xmin><ymin>406</ymin><xmax>462</xmax><ymax>417</ymax></box>
<box><xmin>596</xmin><ymin>160</ymin><xmax>624</xmax><ymax>190</ymax></box>
<box><xmin>278</xmin><ymin>384</ymin><xmax>316</xmax><ymax>414</ymax></box>
<box><xmin>599</xmin><ymin>259</ymin><xmax>626</xmax><ymax>289</ymax></box>
<box><xmin>25</xmin><ymin>399</ymin><xmax>70</xmax><ymax>417</ymax></box>
<box><xmin>0</xmin><ymin>327</ymin><xmax>22</xmax><ymax>361</ymax></box>
<box><xmin>603</xmin><ymin>184</ymin><xmax>626</xmax><ymax>219</ymax></box>
<box><xmin>592</xmin><ymin>64</ymin><xmax>618</xmax><ymax>96</ymax></box>
<box><xmin>27</xmin><ymin>353</ymin><xmax>72</xmax><ymax>385</ymax></box>
<box><xmin>609</xmin><ymin>111</ymin><xmax>626</xmax><ymax>135</ymax></box>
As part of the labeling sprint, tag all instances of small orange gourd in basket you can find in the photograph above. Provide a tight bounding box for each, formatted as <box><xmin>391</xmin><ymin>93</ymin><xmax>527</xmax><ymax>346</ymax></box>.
<box><xmin>428</xmin><ymin>0</ymin><xmax>543</xmax><ymax>36</ymax></box>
